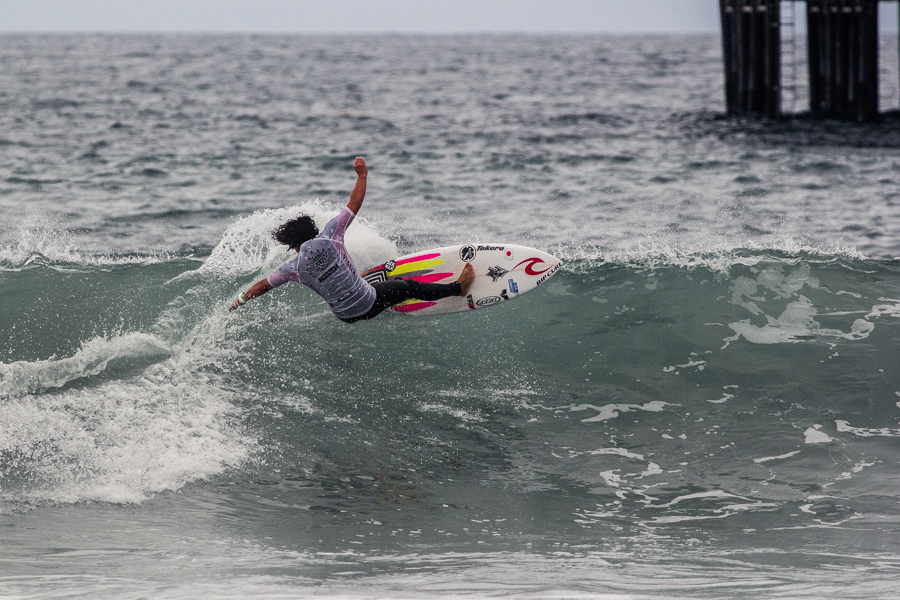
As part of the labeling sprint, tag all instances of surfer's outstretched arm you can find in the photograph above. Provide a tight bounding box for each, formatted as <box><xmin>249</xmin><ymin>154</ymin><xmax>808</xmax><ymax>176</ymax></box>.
<box><xmin>229</xmin><ymin>278</ymin><xmax>273</xmax><ymax>311</ymax></box>
<box><xmin>346</xmin><ymin>157</ymin><xmax>367</xmax><ymax>215</ymax></box>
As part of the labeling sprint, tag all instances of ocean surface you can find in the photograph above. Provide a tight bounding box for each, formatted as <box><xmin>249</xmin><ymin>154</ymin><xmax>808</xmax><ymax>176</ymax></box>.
<box><xmin>2</xmin><ymin>33</ymin><xmax>900</xmax><ymax>599</ymax></box>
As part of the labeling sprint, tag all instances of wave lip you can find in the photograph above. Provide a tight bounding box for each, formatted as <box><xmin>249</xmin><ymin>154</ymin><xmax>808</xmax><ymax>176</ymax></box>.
<box><xmin>0</xmin><ymin>332</ymin><xmax>171</xmax><ymax>398</ymax></box>
<box><xmin>0</xmin><ymin>215</ymin><xmax>177</xmax><ymax>270</ymax></box>
<box><xmin>553</xmin><ymin>240</ymin><xmax>872</xmax><ymax>276</ymax></box>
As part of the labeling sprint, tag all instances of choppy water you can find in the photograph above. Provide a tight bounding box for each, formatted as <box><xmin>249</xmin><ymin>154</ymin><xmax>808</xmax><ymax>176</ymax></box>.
<box><xmin>1</xmin><ymin>33</ymin><xmax>900</xmax><ymax>599</ymax></box>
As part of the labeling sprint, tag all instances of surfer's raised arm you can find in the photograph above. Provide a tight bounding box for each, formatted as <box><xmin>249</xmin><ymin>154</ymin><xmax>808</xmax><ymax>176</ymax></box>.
<box><xmin>346</xmin><ymin>156</ymin><xmax>367</xmax><ymax>215</ymax></box>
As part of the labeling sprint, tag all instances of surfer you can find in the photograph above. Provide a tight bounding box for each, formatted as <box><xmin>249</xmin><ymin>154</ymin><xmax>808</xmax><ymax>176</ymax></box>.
<box><xmin>229</xmin><ymin>157</ymin><xmax>474</xmax><ymax>322</ymax></box>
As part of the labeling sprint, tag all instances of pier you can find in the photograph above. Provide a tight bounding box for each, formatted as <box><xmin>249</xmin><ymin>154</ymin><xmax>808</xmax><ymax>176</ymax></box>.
<box><xmin>719</xmin><ymin>0</ymin><xmax>887</xmax><ymax>121</ymax></box>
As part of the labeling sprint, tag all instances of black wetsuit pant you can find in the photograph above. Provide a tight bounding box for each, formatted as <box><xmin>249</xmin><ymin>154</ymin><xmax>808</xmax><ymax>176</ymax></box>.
<box><xmin>340</xmin><ymin>279</ymin><xmax>462</xmax><ymax>323</ymax></box>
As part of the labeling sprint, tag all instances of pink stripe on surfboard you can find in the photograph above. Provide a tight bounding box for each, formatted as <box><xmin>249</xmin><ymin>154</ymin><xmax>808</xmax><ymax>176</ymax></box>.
<box><xmin>407</xmin><ymin>272</ymin><xmax>454</xmax><ymax>284</ymax></box>
<box><xmin>391</xmin><ymin>301</ymin><xmax>437</xmax><ymax>313</ymax></box>
<box><xmin>394</xmin><ymin>253</ymin><xmax>441</xmax><ymax>266</ymax></box>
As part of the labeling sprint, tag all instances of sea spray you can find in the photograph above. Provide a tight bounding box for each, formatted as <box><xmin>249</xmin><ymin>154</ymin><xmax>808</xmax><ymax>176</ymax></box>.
<box><xmin>197</xmin><ymin>201</ymin><xmax>397</xmax><ymax>277</ymax></box>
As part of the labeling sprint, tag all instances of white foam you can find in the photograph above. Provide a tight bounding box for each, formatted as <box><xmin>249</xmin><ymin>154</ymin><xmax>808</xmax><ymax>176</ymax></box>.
<box><xmin>649</xmin><ymin>489</ymin><xmax>749</xmax><ymax>509</ymax></box>
<box><xmin>867</xmin><ymin>298</ymin><xmax>900</xmax><ymax>319</ymax></box>
<box><xmin>707</xmin><ymin>393</ymin><xmax>734</xmax><ymax>404</ymax></box>
<box><xmin>0</xmin><ymin>361</ymin><xmax>250</xmax><ymax>504</ymax></box>
<box><xmin>564</xmin><ymin>447</ymin><xmax>663</xmax><ymax>492</ymax></box>
<box><xmin>835</xmin><ymin>461</ymin><xmax>877</xmax><ymax>481</ymax></box>
<box><xmin>720</xmin><ymin>262</ymin><xmax>896</xmax><ymax>347</ymax></box>
<box><xmin>663</xmin><ymin>359</ymin><xmax>706</xmax><ymax>373</ymax></box>
<box><xmin>598</xmin><ymin>470</ymin><xmax>623</xmax><ymax>488</ymax></box>
<box><xmin>726</xmin><ymin>297</ymin><xmax>874</xmax><ymax>345</ymax></box>
<box><xmin>804</xmin><ymin>426</ymin><xmax>833</xmax><ymax>444</ymax></box>
<box><xmin>754</xmin><ymin>450</ymin><xmax>801</xmax><ymax>464</ymax></box>
<box><xmin>588</xmin><ymin>447</ymin><xmax>646</xmax><ymax>461</ymax></box>
<box><xmin>568</xmin><ymin>401</ymin><xmax>670</xmax><ymax>423</ymax></box>
<box><xmin>835</xmin><ymin>420</ymin><xmax>900</xmax><ymax>438</ymax></box>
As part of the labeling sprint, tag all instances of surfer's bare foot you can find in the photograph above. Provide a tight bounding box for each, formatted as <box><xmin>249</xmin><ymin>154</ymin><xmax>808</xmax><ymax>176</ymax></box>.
<box><xmin>457</xmin><ymin>262</ymin><xmax>474</xmax><ymax>296</ymax></box>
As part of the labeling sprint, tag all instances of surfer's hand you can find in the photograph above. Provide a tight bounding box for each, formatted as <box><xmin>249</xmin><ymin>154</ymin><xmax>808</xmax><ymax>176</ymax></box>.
<box><xmin>229</xmin><ymin>281</ymin><xmax>269</xmax><ymax>311</ymax></box>
<box><xmin>354</xmin><ymin>156</ymin><xmax>367</xmax><ymax>177</ymax></box>
<box><xmin>229</xmin><ymin>292</ymin><xmax>247</xmax><ymax>311</ymax></box>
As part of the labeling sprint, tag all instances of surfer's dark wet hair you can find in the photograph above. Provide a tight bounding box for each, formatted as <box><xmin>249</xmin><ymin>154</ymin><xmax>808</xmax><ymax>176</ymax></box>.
<box><xmin>272</xmin><ymin>215</ymin><xmax>319</xmax><ymax>249</ymax></box>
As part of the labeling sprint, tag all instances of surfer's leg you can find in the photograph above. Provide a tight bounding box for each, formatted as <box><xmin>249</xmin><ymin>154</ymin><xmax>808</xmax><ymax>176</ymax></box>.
<box><xmin>340</xmin><ymin>279</ymin><xmax>461</xmax><ymax>323</ymax></box>
<box><xmin>373</xmin><ymin>263</ymin><xmax>472</xmax><ymax>306</ymax></box>
<box><xmin>401</xmin><ymin>279</ymin><xmax>463</xmax><ymax>301</ymax></box>
<box><xmin>374</xmin><ymin>279</ymin><xmax>462</xmax><ymax>307</ymax></box>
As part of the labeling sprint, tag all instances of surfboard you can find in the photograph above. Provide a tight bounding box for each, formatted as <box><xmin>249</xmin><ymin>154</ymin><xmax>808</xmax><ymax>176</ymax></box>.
<box><xmin>361</xmin><ymin>243</ymin><xmax>562</xmax><ymax>316</ymax></box>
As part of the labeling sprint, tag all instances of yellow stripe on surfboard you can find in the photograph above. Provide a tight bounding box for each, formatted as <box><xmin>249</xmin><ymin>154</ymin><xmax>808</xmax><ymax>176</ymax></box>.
<box><xmin>387</xmin><ymin>258</ymin><xmax>445</xmax><ymax>276</ymax></box>
<box><xmin>394</xmin><ymin>299</ymin><xmax>424</xmax><ymax>306</ymax></box>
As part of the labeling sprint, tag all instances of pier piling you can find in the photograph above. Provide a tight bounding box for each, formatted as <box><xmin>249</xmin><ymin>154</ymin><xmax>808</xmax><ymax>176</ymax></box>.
<box><xmin>807</xmin><ymin>0</ymin><xmax>879</xmax><ymax>122</ymax></box>
<box><xmin>720</xmin><ymin>0</ymin><xmax>782</xmax><ymax>119</ymax></box>
<box><xmin>719</xmin><ymin>0</ymin><xmax>885</xmax><ymax>122</ymax></box>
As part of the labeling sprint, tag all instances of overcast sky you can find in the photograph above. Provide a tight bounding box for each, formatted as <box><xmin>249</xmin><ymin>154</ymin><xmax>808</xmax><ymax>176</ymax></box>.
<box><xmin>1</xmin><ymin>1</ymin><xmax>897</xmax><ymax>34</ymax></box>
<box><xmin>0</xmin><ymin>1</ymin><xmax>722</xmax><ymax>33</ymax></box>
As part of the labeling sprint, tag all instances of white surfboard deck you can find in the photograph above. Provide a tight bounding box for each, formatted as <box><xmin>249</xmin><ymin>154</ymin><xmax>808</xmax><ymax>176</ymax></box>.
<box><xmin>361</xmin><ymin>243</ymin><xmax>562</xmax><ymax>316</ymax></box>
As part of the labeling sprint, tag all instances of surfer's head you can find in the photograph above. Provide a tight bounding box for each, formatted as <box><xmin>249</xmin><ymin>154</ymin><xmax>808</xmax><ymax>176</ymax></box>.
<box><xmin>272</xmin><ymin>215</ymin><xmax>319</xmax><ymax>251</ymax></box>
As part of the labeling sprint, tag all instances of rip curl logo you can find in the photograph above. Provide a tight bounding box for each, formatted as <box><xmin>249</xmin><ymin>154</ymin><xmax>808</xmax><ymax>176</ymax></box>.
<box><xmin>513</xmin><ymin>257</ymin><xmax>552</xmax><ymax>276</ymax></box>
<box><xmin>486</xmin><ymin>265</ymin><xmax>508</xmax><ymax>282</ymax></box>
<box><xmin>308</xmin><ymin>247</ymin><xmax>336</xmax><ymax>275</ymax></box>
<box><xmin>534</xmin><ymin>262</ymin><xmax>561</xmax><ymax>286</ymax></box>
<box><xmin>459</xmin><ymin>245</ymin><xmax>476</xmax><ymax>262</ymax></box>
